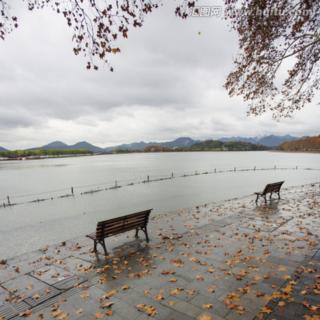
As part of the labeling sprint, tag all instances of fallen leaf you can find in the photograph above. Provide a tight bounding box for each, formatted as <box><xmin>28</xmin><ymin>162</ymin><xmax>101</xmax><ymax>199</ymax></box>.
<box><xmin>136</xmin><ymin>304</ymin><xmax>158</xmax><ymax>317</ymax></box>
<box><xmin>19</xmin><ymin>309</ymin><xmax>32</xmax><ymax>317</ymax></box>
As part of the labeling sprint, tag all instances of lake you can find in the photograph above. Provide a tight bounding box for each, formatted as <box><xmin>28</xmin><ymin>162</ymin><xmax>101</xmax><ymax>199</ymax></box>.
<box><xmin>0</xmin><ymin>151</ymin><xmax>319</xmax><ymax>258</ymax></box>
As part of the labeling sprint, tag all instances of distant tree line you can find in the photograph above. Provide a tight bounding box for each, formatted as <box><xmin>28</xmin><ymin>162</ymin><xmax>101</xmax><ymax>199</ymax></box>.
<box><xmin>0</xmin><ymin>149</ymin><xmax>93</xmax><ymax>158</ymax></box>
<box><xmin>110</xmin><ymin>140</ymin><xmax>269</xmax><ymax>153</ymax></box>
<box><xmin>279</xmin><ymin>135</ymin><xmax>320</xmax><ymax>152</ymax></box>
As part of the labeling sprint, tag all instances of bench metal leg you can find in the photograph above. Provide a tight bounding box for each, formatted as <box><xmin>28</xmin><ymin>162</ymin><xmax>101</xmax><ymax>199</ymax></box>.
<box><xmin>269</xmin><ymin>192</ymin><xmax>273</xmax><ymax>200</ymax></box>
<box><xmin>263</xmin><ymin>195</ymin><xmax>267</xmax><ymax>204</ymax></box>
<box><xmin>278</xmin><ymin>192</ymin><xmax>281</xmax><ymax>199</ymax></box>
<box><xmin>142</xmin><ymin>227</ymin><xmax>150</xmax><ymax>242</ymax></box>
<box><xmin>255</xmin><ymin>194</ymin><xmax>259</xmax><ymax>204</ymax></box>
<box><xmin>135</xmin><ymin>228</ymin><xmax>139</xmax><ymax>238</ymax></box>
<box><xmin>93</xmin><ymin>240</ymin><xmax>97</xmax><ymax>253</ymax></box>
<box><xmin>100</xmin><ymin>240</ymin><xmax>108</xmax><ymax>256</ymax></box>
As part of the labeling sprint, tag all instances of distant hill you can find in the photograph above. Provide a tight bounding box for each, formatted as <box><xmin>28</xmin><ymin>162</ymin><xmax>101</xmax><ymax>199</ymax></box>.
<box><xmin>38</xmin><ymin>141</ymin><xmax>69</xmax><ymax>150</ymax></box>
<box><xmin>0</xmin><ymin>146</ymin><xmax>8</xmax><ymax>152</ymax></box>
<box><xmin>188</xmin><ymin>140</ymin><xmax>268</xmax><ymax>151</ymax></box>
<box><xmin>70</xmin><ymin>141</ymin><xmax>103</xmax><ymax>153</ymax></box>
<box><xmin>258</xmin><ymin>135</ymin><xmax>298</xmax><ymax>147</ymax></box>
<box><xmin>34</xmin><ymin>141</ymin><xmax>103</xmax><ymax>153</ymax></box>
<box><xmin>219</xmin><ymin>135</ymin><xmax>298</xmax><ymax>147</ymax></box>
<box><xmin>279</xmin><ymin>135</ymin><xmax>320</xmax><ymax>152</ymax></box>
<box><xmin>105</xmin><ymin>137</ymin><xmax>198</xmax><ymax>152</ymax></box>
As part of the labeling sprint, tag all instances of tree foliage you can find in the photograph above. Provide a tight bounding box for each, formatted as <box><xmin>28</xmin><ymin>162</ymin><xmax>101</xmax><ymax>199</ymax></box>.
<box><xmin>0</xmin><ymin>149</ymin><xmax>93</xmax><ymax>158</ymax></box>
<box><xmin>1</xmin><ymin>0</ymin><xmax>319</xmax><ymax>116</ymax></box>
<box><xmin>224</xmin><ymin>0</ymin><xmax>320</xmax><ymax>117</ymax></box>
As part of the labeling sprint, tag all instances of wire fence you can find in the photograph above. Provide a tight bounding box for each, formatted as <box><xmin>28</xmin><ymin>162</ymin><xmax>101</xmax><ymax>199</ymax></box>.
<box><xmin>0</xmin><ymin>165</ymin><xmax>319</xmax><ymax>210</ymax></box>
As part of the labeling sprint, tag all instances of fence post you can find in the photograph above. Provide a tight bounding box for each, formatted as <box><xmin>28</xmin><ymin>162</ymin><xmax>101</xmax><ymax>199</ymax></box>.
<box><xmin>214</xmin><ymin>168</ymin><xmax>216</xmax><ymax>173</ymax></box>
<box><xmin>147</xmin><ymin>175</ymin><xmax>150</xmax><ymax>182</ymax></box>
<box><xmin>7</xmin><ymin>196</ymin><xmax>10</xmax><ymax>206</ymax></box>
<box><xmin>234</xmin><ymin>167</ymin><xmax>236</xmax><ymax>172</ymax></box>
<box><xmin>71</xmin><ymin>187</ymin><xmax>74</xmax><ymax>195</ymax></box>
<box><xmin>171</xmin><ymin>172</ymin><xmax>174</xmax><ymax>179</ymax></box>
<box><xmin>254</xmin><ymin>166</ymin><xmax>256</xmax><ymax>171</ymax></box>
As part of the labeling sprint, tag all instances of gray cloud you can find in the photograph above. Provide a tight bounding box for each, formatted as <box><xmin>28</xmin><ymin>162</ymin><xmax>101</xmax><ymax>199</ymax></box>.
<box><xmin>0</xmin><ymin>0</ymin><xmax>319</xmax><ymax>149</ymax></box>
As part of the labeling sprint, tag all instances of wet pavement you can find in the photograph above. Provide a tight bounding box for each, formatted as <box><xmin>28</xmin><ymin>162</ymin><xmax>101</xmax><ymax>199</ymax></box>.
<box><xmin>0</xmin><ymin>183</ymin><xmax>319</xmax><ymax>320</ymax></box>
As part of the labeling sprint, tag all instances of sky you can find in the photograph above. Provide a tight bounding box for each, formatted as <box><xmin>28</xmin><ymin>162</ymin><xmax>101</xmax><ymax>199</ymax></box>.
<box><xmin>0</xmin><ymin>1</ymin><xmax>319</xmax><ymax>149</ymax></box>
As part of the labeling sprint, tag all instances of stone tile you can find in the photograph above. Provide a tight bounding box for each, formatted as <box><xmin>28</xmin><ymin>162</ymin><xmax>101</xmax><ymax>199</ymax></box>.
<box><xmin>31</xmin><ymin>265</ymin><xmax>74</xmax><ymax>285</ymax></box>
<box><xmin>58</xmin><ymin>257</ymin><xmax>94</xmax><ymax>274</ymax></box>
<box><xmin>168</xmin><ymin>300</ymin><xmax>203</xmax><ymax>318</ymax></box>
<box><xmin>2</xmin><ymin>274</ymin><xmax>49</xmax><ymax>299</ymax></box>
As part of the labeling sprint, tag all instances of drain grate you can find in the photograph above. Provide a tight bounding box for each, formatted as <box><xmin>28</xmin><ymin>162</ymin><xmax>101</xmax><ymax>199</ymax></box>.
<box><xmin>52</xmin><ymin>275</ymin><xmax>87</xmax><ymax>290</ymax></box>
<box><xmin>0</xmin><ymin>301</ymin><xmax>29</xmax><ymax>320</ymax></box>
<box><xmin>24</xmin><ymin>287</ymin><xmax>60</xmax><ymax>308</ymax></box>
<box><xmin>0</xmin><ymin>304</ymin><xmax>18</xmax><ymax>319</ymax></box>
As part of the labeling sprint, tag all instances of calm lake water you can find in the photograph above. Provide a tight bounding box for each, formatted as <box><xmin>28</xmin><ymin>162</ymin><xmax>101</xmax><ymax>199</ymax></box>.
<box><xmin>0</xmin><ymin>151</ymin><xmax>319</xmax><ymax>258</ymax></box>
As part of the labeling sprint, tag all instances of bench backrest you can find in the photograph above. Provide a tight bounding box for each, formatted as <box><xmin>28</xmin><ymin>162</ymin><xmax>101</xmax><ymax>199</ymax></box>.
<box><xmin>262</xmin><ymin>181</ymin><xmax>284</xmax><ymax>195</ymax></box>
<box><xmin>95</xmin><ymin>209</ymin><xmax>152</xmax><ymax>239</ymax></box>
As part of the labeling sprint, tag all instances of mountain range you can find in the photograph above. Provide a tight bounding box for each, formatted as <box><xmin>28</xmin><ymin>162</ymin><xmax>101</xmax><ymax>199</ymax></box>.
<box><xmin>219</xmin><ymin>135</ymin><xmax>298</xmax><ymax>147</ymax></box>
<box><xmin>104</xmin><ymin>137</ymin><xmax>198</xmax><ymax>152</ymax></box>
<box><xmin>0</xmin><ymin>135</ymin><xmax>300</xmax><ymax>152</ymax></box>
<box><xmin>29</xmin><ymin>141</ymin><xmax>104</xmax><ymax>153</ymax></box>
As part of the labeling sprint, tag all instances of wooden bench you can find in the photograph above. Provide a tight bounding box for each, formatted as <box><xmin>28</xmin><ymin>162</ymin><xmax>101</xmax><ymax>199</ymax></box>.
<box><xmin>86</xmin><ymin>209</ymin><xmax>152</xmax><ymax>255</ymax></box>
<box><xmin>255</xmin><ymin>181</ymin><xmax>284</xmax><ymax>204</ymax></box>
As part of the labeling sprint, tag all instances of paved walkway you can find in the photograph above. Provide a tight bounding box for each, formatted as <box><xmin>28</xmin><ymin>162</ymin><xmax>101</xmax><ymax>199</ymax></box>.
<box><xmin>0</xmin><ymin>184</ymin><xmax>319</xmax><ymax>320</ymax></box>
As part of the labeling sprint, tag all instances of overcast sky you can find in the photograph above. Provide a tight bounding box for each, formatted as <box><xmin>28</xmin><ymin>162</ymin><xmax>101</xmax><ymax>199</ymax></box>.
<box><xmin>0</xmin><ymin>1</ymin><xmax>319</xmax><ymax>149</ymax></box>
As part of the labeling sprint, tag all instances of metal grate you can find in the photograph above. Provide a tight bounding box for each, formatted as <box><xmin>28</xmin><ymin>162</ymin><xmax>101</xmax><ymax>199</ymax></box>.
<box><xmin>23</xmin><ymin>287</ymin><xmax>60</xmax><ymax>308</ymax></box>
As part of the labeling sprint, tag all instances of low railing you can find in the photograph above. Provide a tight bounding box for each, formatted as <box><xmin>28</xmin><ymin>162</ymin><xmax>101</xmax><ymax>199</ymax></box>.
<box><xmin>0</xmin><ymin>165</ymin><xmax>319</xmax><ymax>209</ymax></box>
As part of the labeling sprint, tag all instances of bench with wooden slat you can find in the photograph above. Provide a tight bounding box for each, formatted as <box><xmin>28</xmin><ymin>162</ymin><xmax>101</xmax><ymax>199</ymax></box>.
<box><xmin>86</xmin><ymin>209</ymin><xmax>152</xmax><ymax>255</ymax></box>
<box><xmin>255</xmin><ymin>181</ymin><xmax>284</xmax><ymax>204</ymax></box>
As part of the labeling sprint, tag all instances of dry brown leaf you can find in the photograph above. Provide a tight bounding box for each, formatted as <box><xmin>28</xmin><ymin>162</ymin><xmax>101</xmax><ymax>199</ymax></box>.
<box><xmin>170</xmin><ymin>288</ymin><xmax>184</xmax><ymax>296</ymax></box>
<box><xmin>261</xmin><ymin>306</ymin><xmax>273</xmax><ymax>314</ymax></box>
<box><xmin>102</xmin><ymin>290</ymin><xmax>117</xmax><ymax>299</ymax></box>
<box><xmin>101</xmin><ymin>301</ymin><xmax>114</xmax><ymax>308</ymax></box>
<box><xmin>136</xmin><ymin>304</ymin><xmax>158</xmax><ymax>317</ymax></box>
<box><xmin>19</xmin><ymin>309</ymin><xmax>32</xmax><ymax>317</ymax></box>
<box><xmin>154</xmin><ymin>291</ymin><xmax>165</xmax><ymax>301</ymax></box>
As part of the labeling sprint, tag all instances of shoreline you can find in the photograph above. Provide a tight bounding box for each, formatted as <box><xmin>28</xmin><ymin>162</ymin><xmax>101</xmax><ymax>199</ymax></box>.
<box><xmin>1</xmin><ymin>149</ymin><xmax>319</xmax><ymax>162</ymax></box>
